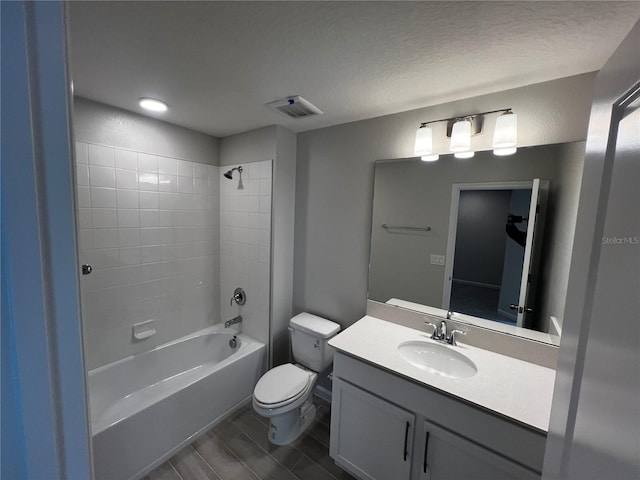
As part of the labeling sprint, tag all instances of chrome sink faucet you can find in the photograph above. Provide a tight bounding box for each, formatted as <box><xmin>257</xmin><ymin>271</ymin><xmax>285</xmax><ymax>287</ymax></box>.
<box><xmin>424</xmin><ymin>320</ymin><xmax>437</xmax><ymax>338</ymax></box>
<box><xmin>447</xmin><ymin>328</ymin><xmax>466</xmax><ymax>346</ymax></box>
<box><xmin>440</xmin><ymin>320</ymin><xmax>448</xmax><ymax>339</ymax></box>
<box><xmin>424</xmin><ymin>319</ymin><xmax>466</xmax><ymax>346</ymax></box>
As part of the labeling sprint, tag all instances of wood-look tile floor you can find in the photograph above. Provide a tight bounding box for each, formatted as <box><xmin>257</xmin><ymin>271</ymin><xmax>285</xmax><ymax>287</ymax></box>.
<box><xmin>143</xmin><ymin>399</ymin><xmax>356</xmax><ymax>480</ymax></box>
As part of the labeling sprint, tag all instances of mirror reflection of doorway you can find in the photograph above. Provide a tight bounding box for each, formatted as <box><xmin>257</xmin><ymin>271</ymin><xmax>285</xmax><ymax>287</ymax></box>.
<box><xmin>449</xmin><ymin>189</ymin><xmax>531</xmax><ymax>324</ymax></box>
<box><xmin>443</xmin><ymin>179</ymin><xmax>548</xmax><ymax>328</ymax></box>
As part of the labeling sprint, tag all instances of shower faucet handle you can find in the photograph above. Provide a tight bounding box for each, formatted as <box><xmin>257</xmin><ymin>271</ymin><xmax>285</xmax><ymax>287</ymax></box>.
<box><xmin>230</xmin><ymin>287</ymin><xmax>246</xmax><ymax>306</ymax></box>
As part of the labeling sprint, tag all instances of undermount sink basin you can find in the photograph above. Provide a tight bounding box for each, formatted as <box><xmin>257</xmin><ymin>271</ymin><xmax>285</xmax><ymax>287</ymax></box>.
<box><xmin>397</xmin><ymin>341</ymin><xmax>477</xmax><ymax>379</ymax></box>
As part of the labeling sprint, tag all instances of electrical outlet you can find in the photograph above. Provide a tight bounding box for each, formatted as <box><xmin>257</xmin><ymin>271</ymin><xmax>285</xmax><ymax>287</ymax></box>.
<box><xmin>430</xmin><ymin>254</ymin><xmax>445</xmax><ymax>266</ymax></box>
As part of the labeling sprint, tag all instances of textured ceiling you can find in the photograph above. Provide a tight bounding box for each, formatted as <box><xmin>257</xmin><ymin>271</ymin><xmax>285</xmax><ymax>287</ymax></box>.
<box><xmin>68</xmin><ymin>1</ymin><xmax>640</xmax><ymax>137</ymax></box>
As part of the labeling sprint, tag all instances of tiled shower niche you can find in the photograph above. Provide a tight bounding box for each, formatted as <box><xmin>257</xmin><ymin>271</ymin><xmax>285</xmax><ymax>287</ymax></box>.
<box><xmin>75</xmin><ymin>142</ymin><xmax>271</xmax><ymax>369</ymax></box>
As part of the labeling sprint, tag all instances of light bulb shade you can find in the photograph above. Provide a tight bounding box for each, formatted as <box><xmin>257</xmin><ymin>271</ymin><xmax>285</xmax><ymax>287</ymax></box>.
<box><xmin>493</xmin><ymin>147</ymin><xmax>517</xmax><ymax>156</ymax></box>
<box><xmin>414</xmin><ymin>126</ymin><xmax>433</xmax><ymax>156</ymax></box>
<box><xmin>454</xmin><ymin>151</ymin><xmax>475</xmax><ymax>159</ymax></box>
<box><xmin>421</xmin><ymin>154</ymin><xmax>440</xmax><ymax>162</ymax></box>
<box><xmin>450</xmin><ymin>119</ymin><xmax>472</xmax><ymax>152</ymax></box>
<box><xmin>493</xmin><ymin>112</ymin><xmax>517</xmax><ymax>148</ymax></box>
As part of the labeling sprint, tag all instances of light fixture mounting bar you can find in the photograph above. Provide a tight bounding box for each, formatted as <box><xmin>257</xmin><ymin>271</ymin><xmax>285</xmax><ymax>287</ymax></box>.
<box><xmin>446</xmin><ymin>115</ymin><xmax>483</xmax><ymax>138</ymax></box>
<box><xmin>418</xmin><ymin>108</ymin><xmax>512</xmax><ymax>128</ymax></box>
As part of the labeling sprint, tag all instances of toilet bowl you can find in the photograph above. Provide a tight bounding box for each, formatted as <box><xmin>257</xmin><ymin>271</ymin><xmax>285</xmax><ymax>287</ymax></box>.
<box><xmin>252</xmin><ymin>313</ymin><xmax>340</xmax><ymax>445</ymax></box>
<box><xmin>253</xmin><ymin>363</ymin><xmax>318</xmax><ymax>444</ymax></box>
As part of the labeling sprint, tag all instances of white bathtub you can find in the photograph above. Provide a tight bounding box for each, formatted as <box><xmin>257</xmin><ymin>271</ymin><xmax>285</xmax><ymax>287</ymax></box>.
<box><xmin>88</xmin><ymin>325</ymin><xmax>265</xmax><ymax>480</ymax></box>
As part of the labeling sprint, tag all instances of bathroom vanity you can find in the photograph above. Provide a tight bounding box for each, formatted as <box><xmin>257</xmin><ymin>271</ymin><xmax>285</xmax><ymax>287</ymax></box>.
<box><xmin>328</xmin><ymin>316</ymin><xmax>555</xmax><ymax>480</ymax></box>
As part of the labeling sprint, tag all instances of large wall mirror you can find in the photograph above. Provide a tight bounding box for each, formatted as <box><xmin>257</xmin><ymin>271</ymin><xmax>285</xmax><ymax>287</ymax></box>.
<box><xmin>368</xmin><ymin>142</ymin><xmax>585</xmax><ymax>344</ymax></box>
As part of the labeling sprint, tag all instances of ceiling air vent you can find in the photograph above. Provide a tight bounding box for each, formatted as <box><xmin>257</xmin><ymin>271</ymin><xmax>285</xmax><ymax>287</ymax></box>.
<box><xmin>266</xmin><ymin>96</ymin><xmax>323</xmax><ymax>119</ymax></box>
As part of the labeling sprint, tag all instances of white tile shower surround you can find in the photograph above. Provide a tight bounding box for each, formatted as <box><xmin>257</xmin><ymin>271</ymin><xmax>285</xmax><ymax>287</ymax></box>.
<box><xmin>219</xmin><ymin>160</ymin><xmax>272</xmax><ymax>347</ymax></box>
<box><xmin>75</xmin><ymin>142</ymin><xmax>272</xmax><ymax>369</ymax></box>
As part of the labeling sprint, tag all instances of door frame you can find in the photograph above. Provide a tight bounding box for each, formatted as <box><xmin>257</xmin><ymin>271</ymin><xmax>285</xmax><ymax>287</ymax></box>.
<box><xmin>542</xmin><ymin>20</ymin><xmax>640</xmax><ymax>479</ymax></box>
<box><xmin>1</xmin><ymin>2</ymin><xmax>92</xmax><ymax>478</ymax></box>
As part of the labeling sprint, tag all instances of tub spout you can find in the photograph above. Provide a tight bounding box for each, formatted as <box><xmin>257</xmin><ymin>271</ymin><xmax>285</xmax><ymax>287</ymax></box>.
<box><xmin>224</xmin><ymin>315</ymin><xmax>243</xmax><ymax>328</ymax></box>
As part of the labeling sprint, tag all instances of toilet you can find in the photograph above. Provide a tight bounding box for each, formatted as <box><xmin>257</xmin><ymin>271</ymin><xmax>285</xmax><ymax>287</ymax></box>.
<box><xmin>252</xmin><ymin>312</ymin><xmax>341</xmax><ymax>445</ymax></box>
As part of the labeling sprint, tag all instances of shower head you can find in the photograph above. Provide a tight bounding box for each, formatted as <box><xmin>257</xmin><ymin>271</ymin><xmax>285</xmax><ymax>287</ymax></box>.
<box><xmin>224</xmin><ymin>166</ymin><xmax>243</xmax><ymax>179</ymax></box>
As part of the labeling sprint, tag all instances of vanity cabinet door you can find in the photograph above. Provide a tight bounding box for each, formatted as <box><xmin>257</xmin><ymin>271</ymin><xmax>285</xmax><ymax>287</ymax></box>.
<box><xmin>330</xmin><ymin>378</ymin><xmax>415</xmax><ymax>480</ymax></box>
<box><xmin>418</xmin><ymin>420</ymin><xmax>539</xmax><ymax>480</ymax></box>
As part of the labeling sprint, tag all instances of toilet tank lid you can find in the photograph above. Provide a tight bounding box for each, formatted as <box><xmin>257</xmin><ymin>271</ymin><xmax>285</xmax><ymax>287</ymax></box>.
<box><xmin>291</xmin><ymin>313</ymin><xmax>341</xmax><ymax>339</ymax></box>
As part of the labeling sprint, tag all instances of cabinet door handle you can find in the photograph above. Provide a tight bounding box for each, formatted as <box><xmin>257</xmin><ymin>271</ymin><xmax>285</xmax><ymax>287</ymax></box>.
<box><xmin>403</xmin><ymin>422</ymin><xmax>410</xmax><ymax>461</ymax></box>
<box><xmin>423</xmin><ymin>431</ymin><xmax>430</xmax><ymax>473</ymax></box>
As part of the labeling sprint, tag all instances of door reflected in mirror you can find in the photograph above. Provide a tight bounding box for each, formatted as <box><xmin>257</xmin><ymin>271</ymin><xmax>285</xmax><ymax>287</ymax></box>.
<box><xmin>368</xmin><ymin>142</ymin><xmax>585</xmax><ymax>343</ymax></box>
<box><xmin>444</xmin><ymin>179</ymin><xmax>548</xmax><ymax>330</ymax></box>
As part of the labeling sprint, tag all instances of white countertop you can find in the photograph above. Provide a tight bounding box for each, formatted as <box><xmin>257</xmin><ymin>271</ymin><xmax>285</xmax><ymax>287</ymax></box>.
<box><xmin>329</xmin><ymin>316</ymin><xmax>556</xmax><ymax>432</ymax></box>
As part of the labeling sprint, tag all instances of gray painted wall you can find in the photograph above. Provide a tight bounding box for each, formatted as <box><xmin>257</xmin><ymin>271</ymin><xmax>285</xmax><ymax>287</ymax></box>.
<box><xmin>271</xmin><ymin>127</ymin><xmax>297</xmax><ymax>366</ymax></box>
<box><xmin>453</xmin><ymin>190</ymin><xmax>512</xmax><ymax>286</ymax></box>
<box><xmin>219</xmin><ymin>125</ymin><xmax>277</xmax><ymax>166</ymax></box>
<box><xmin>536</xmin><ymin>142</ymin><xmax>586</xmax><ymax>333</ymax></box>
<box><xmin>74</xmin><ymin>97</ymin><xmax>220</xmax><ymax>164</ymax></box>
<box><xmin>294</xmin><ymin>74</ymin><xmax>594</xmax><ymax>328</ymax></box>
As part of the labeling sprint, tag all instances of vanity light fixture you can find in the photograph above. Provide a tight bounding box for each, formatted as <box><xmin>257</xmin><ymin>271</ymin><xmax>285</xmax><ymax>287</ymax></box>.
<box><xmin>492</xmin><ymin>111</ymin><xmax>518</xmax><ymax>149</ymax></box>
<box><xmin>138</xmin><ymin>97</ymin><xmax>168</xmax><ymax>112</ymax></box>
<box><xmin>414</xmin><ymin>125</ymin><xmax>434</xmax><ymax>156</ymax></box>
<box><xmin>413</xmin><ymin>108</ymin><xmax>516</xmax><ymax>159</ymax></box>
<box><xmin>493</xmin><ymin>147</ymin><xmax>518</xmax><ymax>156</ymax></box>
<box><xmin>449</xmin><ymin>118</ymin><xmax>473</xmax><ymax>153</ymax></box>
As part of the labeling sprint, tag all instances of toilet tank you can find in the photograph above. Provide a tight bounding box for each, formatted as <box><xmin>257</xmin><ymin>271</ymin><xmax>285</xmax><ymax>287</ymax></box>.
<box><xmin>290</xmin><ymin>313</ymin><xmax>341</xmax><ymax>372</ymax></box>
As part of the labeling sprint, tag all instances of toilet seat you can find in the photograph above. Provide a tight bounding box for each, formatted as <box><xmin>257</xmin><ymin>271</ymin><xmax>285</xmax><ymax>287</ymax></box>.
<box><xmin>253</xmin><ymin>364</ymin><xmax>315</xmax><ymax>409</ymax></box>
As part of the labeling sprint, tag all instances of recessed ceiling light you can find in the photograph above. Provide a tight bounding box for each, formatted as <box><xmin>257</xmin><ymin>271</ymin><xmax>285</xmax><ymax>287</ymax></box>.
<box><xmin>138</xmin><ymin>97</ymin><xmax>168</xmax><ymax>112</ymax></box>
